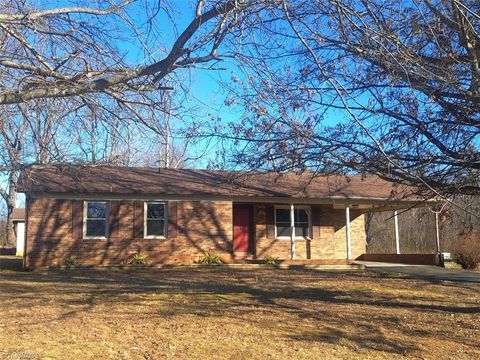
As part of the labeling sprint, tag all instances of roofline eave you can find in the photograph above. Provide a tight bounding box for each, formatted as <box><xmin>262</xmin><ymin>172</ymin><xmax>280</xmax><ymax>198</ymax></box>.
<box><xmin>23</xmin><ymin>191</ymin><xmax>436</xmax><ymax>208</ymax></box>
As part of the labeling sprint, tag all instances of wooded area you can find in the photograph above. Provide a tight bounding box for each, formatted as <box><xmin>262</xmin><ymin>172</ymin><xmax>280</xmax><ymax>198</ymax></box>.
<box><xmin>367</xmin><ymin>196</ymin><xmax>480</xmax><ymax>253</ymax></box>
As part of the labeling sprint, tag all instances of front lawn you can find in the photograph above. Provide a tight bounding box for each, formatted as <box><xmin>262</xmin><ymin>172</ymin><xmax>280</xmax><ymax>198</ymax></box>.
<box><xmin>0</xmin><ymin>267</ymin><xmax>478</xmax><ymax>359</ymax></box>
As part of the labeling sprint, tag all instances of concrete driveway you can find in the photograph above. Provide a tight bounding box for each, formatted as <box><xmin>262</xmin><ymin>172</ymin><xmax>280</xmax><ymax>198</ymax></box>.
<box><xmin>357</xmin><ymin>261</ymin><xmax>480</xmax><ymax>284</ymax></box>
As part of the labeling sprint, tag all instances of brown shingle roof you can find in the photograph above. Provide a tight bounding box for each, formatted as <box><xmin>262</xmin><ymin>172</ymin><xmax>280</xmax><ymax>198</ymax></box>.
<box><xmin>17</xmin><ymin>164</ymin><xmax>420</xmax><ymax>202</ymax></box>
<box><xmin>12</xmin><ymin>208</ymin><xmax>25</xmax><ymax>221</ymax></box>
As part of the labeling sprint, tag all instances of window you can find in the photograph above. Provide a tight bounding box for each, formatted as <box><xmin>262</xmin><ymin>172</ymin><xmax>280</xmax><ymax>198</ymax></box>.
<box><xmin>84</xmin><ymin>201</ymin><xmax>108</xmax><ymax>238</ymax></box>
<box><xmin>275</xmin><ymin>206</ymin><xmax>310</xmax><ymax>239</ymax></box>
<box><xmin>144</xmin><ymin>202</ymin><xmax>166</xmax><ymax>238</ymax></box>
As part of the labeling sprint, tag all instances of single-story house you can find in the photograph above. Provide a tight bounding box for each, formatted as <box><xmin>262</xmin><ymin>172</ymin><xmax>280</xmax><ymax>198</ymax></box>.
<box><xmin>12</xmin><ymin>208</ymin><xmax>25</xmax><ymax>256</ymax></box>
<box><xmin>17</xmin><ymin>164</ymin><xmax>425</xmax><ymax>268</ymax></box>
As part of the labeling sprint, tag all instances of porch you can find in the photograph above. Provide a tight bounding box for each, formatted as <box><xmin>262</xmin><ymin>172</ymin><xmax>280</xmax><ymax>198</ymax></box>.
<box><xmin>232</xmin><ymin>201</ymin><xmax>367</xmax><ymax>262</ymax></box>
<box><xmin>232</xmin><ymin>200</ymin><xmax>441</xmax><ymax>265</ymax></box>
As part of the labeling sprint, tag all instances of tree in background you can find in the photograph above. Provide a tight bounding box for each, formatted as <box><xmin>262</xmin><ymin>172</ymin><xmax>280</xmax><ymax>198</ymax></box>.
<box><xmin>366</xmin><ymin>196</ymin><xmax>480</xmax><ymax>253</ymax></box>
<box><xmin>0</xmin><ymin>87</ymin><xmax>203</xmax><ymax>246</ymax></box>
<box><xmin>0</xmin><ymin>105</ymin><xmax>27</xmax><ymax>247</ymax></box>
<box><xmin>0</xmin><ymin>98</ymin><xmax>81</xmax><ymax>246</ymax></box>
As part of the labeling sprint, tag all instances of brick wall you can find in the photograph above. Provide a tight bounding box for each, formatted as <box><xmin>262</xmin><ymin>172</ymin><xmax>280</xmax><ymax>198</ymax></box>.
<box><xmin>25</xmin><ymin>198</ymin><xmax>366</xmax><ymax>267</ymax></box>
<box><xmin>25</xmin><ymin>198</ymin><xmax>233</xmax><ymax>268</ymax></box>
<box><xmin>254</xmin><ymin>204</ymin><xmax>366</xmax><ymax>260</ymax></box>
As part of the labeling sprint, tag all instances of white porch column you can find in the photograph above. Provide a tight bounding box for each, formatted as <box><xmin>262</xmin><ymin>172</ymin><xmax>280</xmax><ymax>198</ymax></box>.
<box><xmin>435</xmin><ymin>212</ymin><xmax>441</xmax><ymax>254</ymax></box>
<box><xmin>290</xmin><ymin>203</ymin><xmax>296</xmax><ymax>260</ymax></box>
<box><xmin>394</xmin><ymin>210</ymin><xmax>400</xmax><ymax>255</ymax></box>
<box><xmin>345</xmin><ymin>206</ymin><xmax>351</xmax><ymax>260</ymax></box>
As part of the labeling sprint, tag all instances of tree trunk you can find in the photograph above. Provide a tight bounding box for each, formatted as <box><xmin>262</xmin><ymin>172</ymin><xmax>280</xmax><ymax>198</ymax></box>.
<box><xmin>4</xmin><ymin>172</ymin><xmax>17</xmax><ymax>248</ymax></box>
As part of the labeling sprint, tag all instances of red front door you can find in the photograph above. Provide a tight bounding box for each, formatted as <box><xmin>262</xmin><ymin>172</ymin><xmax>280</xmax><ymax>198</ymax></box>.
<box><xmin>233</xmin><ymin>205</ymin><xmax>251</xmax><ymax>253</ymax></box>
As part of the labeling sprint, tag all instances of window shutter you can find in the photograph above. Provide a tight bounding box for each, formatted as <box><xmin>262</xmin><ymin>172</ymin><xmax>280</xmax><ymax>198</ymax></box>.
<box><xmin>109</xmin><ymin>200</ymin><xmax>120</xmax><ymax>238</ymax></box>
<box><xmin>133</xmin><ymin>200</ymin><xmax>144</xmax><ymax>239</ymax></box>
<box><xmin>266</xmin><ymin>205</ymin><xmax>275</xmax><ymax>239</ymax></box>
<box><xmin>72</xmin><ymin>200</ymin><xmax>83</xmax><ymax>240</ymax></box>
<box><xmin>311</xmin><ymin>206</ymin><xmax>321</xmax><ymax>240</ymax></box>
<box><xmin>168</xmin><ymin>201</ymin><xmax>177</xmax><ymax>239</ymax></box>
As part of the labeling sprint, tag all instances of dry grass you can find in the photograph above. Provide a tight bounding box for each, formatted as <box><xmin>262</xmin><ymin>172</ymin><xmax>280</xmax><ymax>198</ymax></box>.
<box><xmin>0</xmin><ymin>266</ymin><xmax>479</xmax><ymax>360</ymax></box>
<box><xmin>445</xmin><ymin>261</ymin><xmax>479</xmax><ymax>272</ymax></box>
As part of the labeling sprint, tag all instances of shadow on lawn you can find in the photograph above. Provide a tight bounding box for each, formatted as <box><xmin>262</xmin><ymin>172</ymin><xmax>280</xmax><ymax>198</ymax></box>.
<box><xmin>3</xmin><ymin>268</ymin><xmax>478</xmax><ymax>314</ymax></box>
<box><xmin>1</xmin><ymin>267</ymin><xmax>479</xmax><ymax>355</ymax></box>
<box><xmin>288</xmin><ymin>326</ymin><xmax>416</xmax><ymax>354</ymax></box>
<box><xmin>0</xmin><ymin>256</ymin><xmax>23</xmax><ymax>271</ymax></box>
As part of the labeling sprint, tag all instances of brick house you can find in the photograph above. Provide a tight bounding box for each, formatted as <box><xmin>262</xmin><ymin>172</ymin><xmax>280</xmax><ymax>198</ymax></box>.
<box><xmin>18</xmin><ymin>164</ymin><xmax>421</xmax><ymax>268</ymax></box>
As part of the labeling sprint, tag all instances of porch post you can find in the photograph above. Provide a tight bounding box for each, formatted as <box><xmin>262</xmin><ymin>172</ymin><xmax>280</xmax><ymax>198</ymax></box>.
<box><xmin>345</xmin><ymin>206</ymin><xmax>351</xmax><ymax>260</ymax></box>
<box><xmin>394</xmin><ymin>210</ymin><xmax>400</xmax><ymax>255</ymax></box>
<box><xmin>290</xmin><ymin>203</ymin><xmax>295</xmax><ymax>260</ymax></box>
<box><xmin>435</xmin><ymin>212</ymin><xmax>441</xmax><ymax>254</ymax></box>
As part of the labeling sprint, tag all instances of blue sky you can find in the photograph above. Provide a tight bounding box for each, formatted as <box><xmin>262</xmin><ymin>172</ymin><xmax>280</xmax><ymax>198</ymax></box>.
<box><xmin>117</xmin><ymin>0</ymin><xmax>246</xmax><ymax>165</ymax></box>
<box><xmin>29</xmin><ymin>1</ymin><xmax>352</xmax><ymax>168</ymax></box>
<box><xmin>36</xmin><ymin>0</ymin><xmax>247</xmax><ymax>166</ymax></box>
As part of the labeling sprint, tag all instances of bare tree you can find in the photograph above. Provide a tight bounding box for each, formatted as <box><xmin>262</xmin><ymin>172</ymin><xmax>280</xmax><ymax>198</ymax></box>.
<box><xmin>221</xmin><ymin>0</ymin><xmax>479</xmax><ymax>196</ymax></box>
<box><xmin>0</xmin><ymin>0</ymin><xmax>256</xmax><ymax>104</ymax></box>
<box><xmin>23</xmin><ymin>99</ymin><xmax>70</xmax><ymax>164</ymax></box>
<box><xmin>0</xmin><ymin>105</ymin><xmax>27</xmax><ymax>246</ymax></box>
<box><xmin>0</xmin><ymin>90</ymin><xmax>199</xmax><ymax>246</ymax></box>
<box><xmin>0</xmin><ymin>97</ymin><xmax>79</xmax><ymax>246</ymax></box>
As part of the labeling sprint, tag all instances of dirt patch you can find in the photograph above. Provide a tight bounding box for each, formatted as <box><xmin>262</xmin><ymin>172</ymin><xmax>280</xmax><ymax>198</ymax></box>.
<box><xmin>0</xmin><ymin>267</ymin><xmax>479</xmax><ymax>359</ymax></box>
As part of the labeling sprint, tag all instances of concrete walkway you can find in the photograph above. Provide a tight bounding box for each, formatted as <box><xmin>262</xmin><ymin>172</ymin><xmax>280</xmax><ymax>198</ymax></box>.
<box><xmin>357</xmin><ymin>261</ymin><xmax>480</xmax><ymax>284</ymax></box>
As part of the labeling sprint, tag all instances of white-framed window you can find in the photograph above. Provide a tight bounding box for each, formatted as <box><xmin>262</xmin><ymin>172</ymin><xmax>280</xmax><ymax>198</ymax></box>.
<box><xmin>275</xmin><ymin>205</ymin><xmax>311</xmax><ymax>239</ymax></box>
<box><xmin>144</xmin><ymin>202</ymin><xmax>167</xmax><ymax>238</ymax></box>
<box><xmin>84</xmin><ymin>201</ymin><xmax>108</xmax><ymax>239</ymax></box>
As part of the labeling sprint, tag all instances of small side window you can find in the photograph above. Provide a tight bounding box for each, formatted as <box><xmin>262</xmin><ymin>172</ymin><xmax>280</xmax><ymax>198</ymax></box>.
<box><xmin>144</xmin><ymin>202</ymin><xmax>166</xmax><ymax>238</ymax></box>
<box><xmin>84</xmin><ymin>201</ymin><xmax>108</xmax><ymax>238</ymax></box>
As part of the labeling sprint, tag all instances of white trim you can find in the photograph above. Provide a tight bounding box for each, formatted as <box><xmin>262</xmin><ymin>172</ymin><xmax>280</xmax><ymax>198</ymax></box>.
<box><xmin>15</xmin><ymin>222</ymin><xmax>25</xmax><ymax>256</ymax></box>
<box><xmin>290</xmin><ymin>203</ymin><xmax>295</xmax><ymax>260</ymax></box>
<box><xmin>274</xmin><ymin>205</ymin><xmax>311</xmax><ymax>240</ymax></box>
<box><xmin>435</xmin><ymin>212</ymin><xmax>441</xmax><ymax>253</ymax></box>
<box><xmin>83</xmin><ymin>201</ymin><xmax>109</xmax><ymax>240</ymax></box>
<box><xmin>144</xmin><ymin>201</ymin><xmax>167</xmax><ymax>239</ymax></box>
<box><xmin>394</xmin><ymin>210</ymin><xmax>400</xmax><ymax>255</ymax></box>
